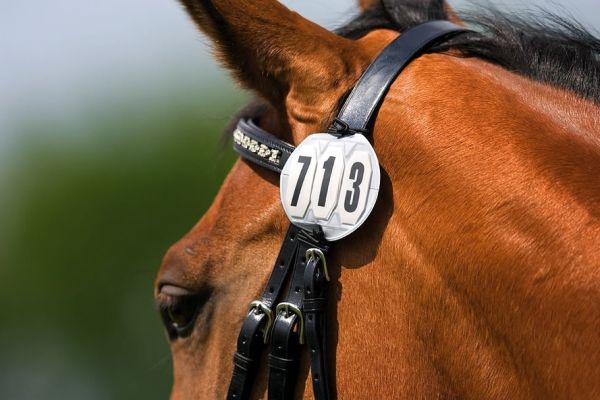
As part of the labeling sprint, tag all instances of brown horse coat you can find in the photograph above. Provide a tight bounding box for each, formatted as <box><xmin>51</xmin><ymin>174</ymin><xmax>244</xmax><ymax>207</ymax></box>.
<box><xmin>155</xmin><ymin>1</ymin><xmax>600</xmax><ymax>398</ymax></box>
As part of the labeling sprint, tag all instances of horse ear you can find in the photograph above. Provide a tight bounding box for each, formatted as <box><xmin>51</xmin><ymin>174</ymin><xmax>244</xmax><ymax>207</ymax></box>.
<box><xmin>358</xmin><ymin>0</ymin><xmax>464</xmax><ymax>25</ymax></box>
<box><xmin>179</xmin><ymin>0</ymin><xmax>367</xmax><ymax>106</ymax></box>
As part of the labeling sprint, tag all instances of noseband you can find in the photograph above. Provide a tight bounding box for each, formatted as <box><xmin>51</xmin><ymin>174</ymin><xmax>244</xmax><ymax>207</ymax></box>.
<box><xmin>227</xmin><ymin>21</ymin><xmax>468</xmax><ymax>400</ymax></box>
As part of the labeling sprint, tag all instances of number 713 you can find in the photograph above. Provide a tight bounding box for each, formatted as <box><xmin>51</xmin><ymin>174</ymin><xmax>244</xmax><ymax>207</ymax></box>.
<box><xmin>287</xmin><ymin>150</ymin><xmax>371</xmax><ymax>225</ymax></box>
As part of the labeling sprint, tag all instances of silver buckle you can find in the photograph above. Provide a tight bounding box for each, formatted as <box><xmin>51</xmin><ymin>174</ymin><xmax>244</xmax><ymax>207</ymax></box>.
<box><xmin>305</xmin><ymin>248</ymin><xmax>329</xmax><ymax>281</ymax></box>
<box><xmin>275</xmin><ymin>302</ymin><xmax>305</xmax><ymax>344</ymax></box>
<box><xmin>248</xmin><ymin>300</ymin><xmax>273</xmax><ymax>344</ymax></box>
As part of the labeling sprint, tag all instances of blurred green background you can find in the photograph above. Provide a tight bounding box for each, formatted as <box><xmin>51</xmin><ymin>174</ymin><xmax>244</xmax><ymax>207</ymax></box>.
<box><xmin>0</xmin><ymin>85</ymin><xmax>244</xmax><ymax>399</ymax></box>
<box><xmin>1</xmin><ymin>1</ymin><xmax>596</xmax><ymax>399</ymax></box>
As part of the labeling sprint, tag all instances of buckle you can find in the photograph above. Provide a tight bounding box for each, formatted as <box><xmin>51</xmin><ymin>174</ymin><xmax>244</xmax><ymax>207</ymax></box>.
<box><xmin>275</xmin><ymin>302</ymin><xmax>305</xmax><ymax>344</ymax></box>
<box><xmin>248</xmin><ymin>300</ymin><xmax>273</xmax><ymax>344</ymax></box>
<box><xmin>305</xmin><ymin>248</ymin><xmax>329</xmax><ymax>281</ymax></box>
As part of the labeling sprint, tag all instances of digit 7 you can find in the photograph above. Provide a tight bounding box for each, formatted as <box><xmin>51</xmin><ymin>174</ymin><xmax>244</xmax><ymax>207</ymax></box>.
<box><xmin>291</xmin><ymin>156</ymin><xmax>312</xmax><ymax>207</ymax></box>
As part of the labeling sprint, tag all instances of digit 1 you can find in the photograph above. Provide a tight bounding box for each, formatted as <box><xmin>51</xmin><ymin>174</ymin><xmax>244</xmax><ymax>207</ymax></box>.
<box><xmin>318</xmin><ymin>156</ymin><xmax>335</xmax><ymax>207</ymax></box>
<box><xmin>291</xmin><ymin>156</ymin><xmax>312</xmax><ymax>207</ymax></box>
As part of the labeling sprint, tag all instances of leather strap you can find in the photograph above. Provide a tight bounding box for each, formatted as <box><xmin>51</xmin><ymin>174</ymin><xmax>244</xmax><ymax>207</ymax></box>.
<box><xmin>227</xmin><ymin>225</ymin><xmax>303</xmax><ymax>400</ymax></box>
<box><xmin>333</xmin><ymin>20</ymin><xmax>468</xmax><ymax>135</ymax></box>
<box><xmin>268</xmin><ymin>230</ymin><xmax>329</xmax><ymax>400</ymax></box>
<box><xmin>303</xmin><ymin>254</ymin><xmax>330</xmax><ymax>400</ymax></box>
<box><xmin>233</xmin><ymin>118</ymin><xmax>295</xmax><ymax>174</ymax></box>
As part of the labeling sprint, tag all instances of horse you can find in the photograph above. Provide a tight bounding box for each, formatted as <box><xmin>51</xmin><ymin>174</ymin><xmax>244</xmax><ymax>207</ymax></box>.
<box><xmin>154</xmin><ymin>0</ymin><xmax>600</xmax><ymax>398</ymax></box>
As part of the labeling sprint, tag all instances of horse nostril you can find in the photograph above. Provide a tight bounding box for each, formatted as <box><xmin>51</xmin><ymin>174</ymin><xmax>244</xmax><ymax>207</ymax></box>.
<box><xmin>156</xmin><ymin>284</ymin><xmax>213</xmax><ymax>340</ymax></box>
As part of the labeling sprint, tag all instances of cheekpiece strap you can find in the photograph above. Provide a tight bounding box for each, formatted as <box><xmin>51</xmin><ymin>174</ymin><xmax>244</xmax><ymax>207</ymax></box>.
<box><xmin>233</xmin><ymin>118</ymin><xmax>295</xmax><ymax>174</ymax></box>
<box><xmin>227</xmin><ymin>224</ymin><xmax>304</xmax><ymax>400</ymax></box>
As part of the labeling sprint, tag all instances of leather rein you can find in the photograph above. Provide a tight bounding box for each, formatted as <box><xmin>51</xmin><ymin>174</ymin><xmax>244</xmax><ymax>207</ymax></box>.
<box><xmin>226</xmin><ymin>21</ymin><xmax>469</xmax><ymax>400</ymax></box>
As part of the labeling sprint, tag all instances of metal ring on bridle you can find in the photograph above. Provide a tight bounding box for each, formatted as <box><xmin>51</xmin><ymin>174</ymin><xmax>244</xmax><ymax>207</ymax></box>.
<box><xmin>248</xmin><ymin>300</ymin><xmax>273</xmax><ymax>344</ymax></box>
<box><xmin>306</xmin><ymin>248</ymin><xmax>329</xmax><ymax>282</ymax></box>
<box><xmin>275</xmin><ymin>302</ymin><xmax>305</xmax><ymax>344</ymax></box>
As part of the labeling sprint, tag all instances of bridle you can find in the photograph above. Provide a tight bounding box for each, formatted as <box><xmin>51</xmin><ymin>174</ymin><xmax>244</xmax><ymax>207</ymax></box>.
<box><xmin>226</xmin><ymin>21</ymin><xmax>469</xmax><ymax>400</ymax></box>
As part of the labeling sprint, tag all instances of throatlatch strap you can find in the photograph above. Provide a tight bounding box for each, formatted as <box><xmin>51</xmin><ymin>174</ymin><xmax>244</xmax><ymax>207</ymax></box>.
<box><xmin>227</xmin><ymin>225</ymin><xmax>302</xmax><ymax>400</ymax></box>
<box><xmin>333</xmin><ymin>20</ymin><xmax>467</xmax><ymax>135</ymax></box>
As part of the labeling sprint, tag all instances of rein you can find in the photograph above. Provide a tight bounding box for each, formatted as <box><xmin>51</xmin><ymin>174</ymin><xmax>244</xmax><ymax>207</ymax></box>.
<box><xmin>227</xmin><ymin>21</ymin><xmax>468</xmax><ymax>400</ymax></box>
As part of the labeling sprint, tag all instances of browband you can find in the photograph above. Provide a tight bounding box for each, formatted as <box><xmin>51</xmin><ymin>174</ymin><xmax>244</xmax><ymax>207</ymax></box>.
<box><xmin>234</xmin><ymin>20</ymin><xmax>468</xmax><ymax>173</ymax></box>
<box><xmin>233</xmin><ymin>118</ymin><xmax>295</xmax><ymax>174</ymax></box>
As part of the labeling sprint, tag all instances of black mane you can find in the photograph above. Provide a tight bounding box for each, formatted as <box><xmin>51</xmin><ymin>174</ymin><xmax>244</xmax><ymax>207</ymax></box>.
<box><xmin>337</xmin><ymin>0</ymin><xmax>600</xmax><ymax>103</ymax></box>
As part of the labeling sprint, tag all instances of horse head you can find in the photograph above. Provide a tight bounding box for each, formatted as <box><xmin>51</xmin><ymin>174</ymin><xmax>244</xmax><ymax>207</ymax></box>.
<box><xmin>155</xmin><ymin>0</ymin><xmax>600</xmax><ymax>398</ymax></box>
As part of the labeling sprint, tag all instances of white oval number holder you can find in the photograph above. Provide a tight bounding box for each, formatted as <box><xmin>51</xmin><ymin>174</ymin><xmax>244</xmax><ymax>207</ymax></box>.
<box><xmin>280</xmin><ymin>134</ymin><xmax>380</xmax><ymax>241</ymax></box>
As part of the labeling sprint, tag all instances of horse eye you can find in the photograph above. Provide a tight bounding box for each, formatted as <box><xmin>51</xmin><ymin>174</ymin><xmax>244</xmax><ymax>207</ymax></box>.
<box><xmin>157</xmin><ymin>285</ymin><xmax>210</xmax><ymax>339</ymax></box>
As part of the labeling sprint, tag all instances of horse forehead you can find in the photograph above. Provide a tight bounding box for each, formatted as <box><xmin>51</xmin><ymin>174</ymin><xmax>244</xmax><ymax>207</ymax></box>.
<box><xmin>160</xmin><ymin>160</ymin><xmax>283</xmax><ymax>262</ymax></box>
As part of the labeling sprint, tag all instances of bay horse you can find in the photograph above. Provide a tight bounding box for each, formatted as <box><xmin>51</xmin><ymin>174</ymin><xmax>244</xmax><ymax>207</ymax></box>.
<box><xmin>154</xmin><ymin>0</ymin><xmax>600</xmax><ymax>398</ymax></box>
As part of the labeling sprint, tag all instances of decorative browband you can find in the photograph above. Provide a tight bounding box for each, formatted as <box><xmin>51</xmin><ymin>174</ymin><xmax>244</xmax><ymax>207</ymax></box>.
<box><xmin>233</xmin><ymin>118</ymin><xmax>295</xmax><ymax>174</ymax></box>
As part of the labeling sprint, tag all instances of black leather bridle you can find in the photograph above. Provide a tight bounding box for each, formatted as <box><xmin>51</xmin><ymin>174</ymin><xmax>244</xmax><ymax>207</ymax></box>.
<box><xmin>226</xmin><ymin>21</ymin><xmax>469</xmax><ymax>400</ymax></box>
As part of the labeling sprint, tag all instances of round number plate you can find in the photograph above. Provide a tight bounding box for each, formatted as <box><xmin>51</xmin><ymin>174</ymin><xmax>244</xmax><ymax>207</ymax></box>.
<box><xmin>280</xmin><ymin>133</ymin><xmax>380</xmax><ymax>241</ymax></box>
